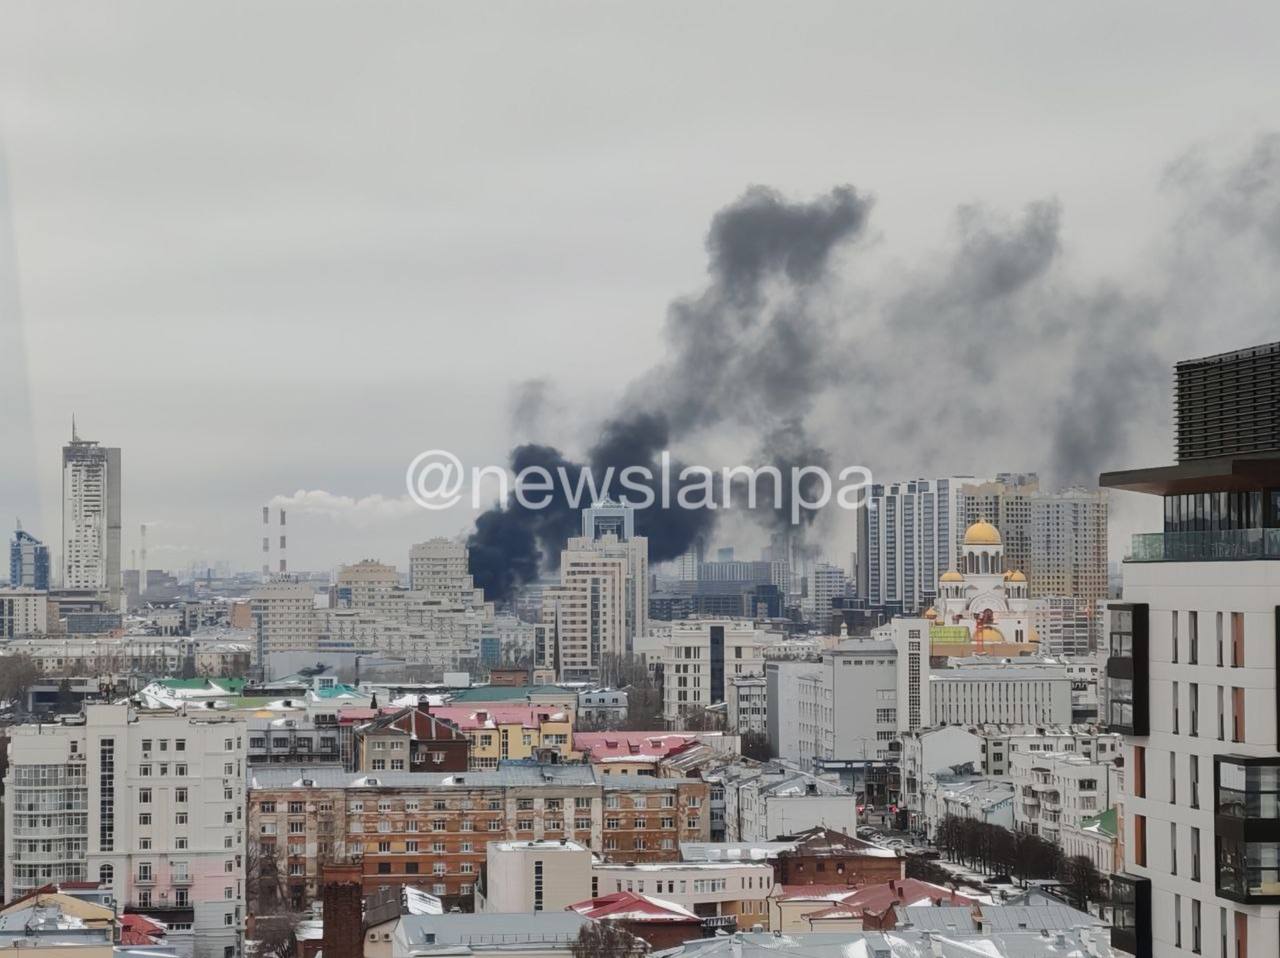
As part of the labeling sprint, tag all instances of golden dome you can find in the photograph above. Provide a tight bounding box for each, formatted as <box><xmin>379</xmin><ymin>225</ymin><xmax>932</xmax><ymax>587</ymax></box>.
<box><xmin>1008</xmin><ymin>570</ymin><xmax>1027</xmax><ymax>582</ymax></box>
<box><xmin>940</xmin><ymin>570</ymin><xmax>964</xmax><ymax>583</ymax></box>
<box><xmin>975</xmin><ymin>625</ymin><xmax>1005</xmax><ymax>643</ymax></box>
<box><xmin>963</xmin><ymin>520</ymin><xmax>1002</xmax><ymax>546</ymax></box>
<box><xmin>1002</xmin><ymin>570</ymin><xmax>1013</xmax><ymax>580</ymax></box>
<box><xmin>923</xmin><ymin>607</ymin><xmax>939</xmax><ymax>620</ymax></box>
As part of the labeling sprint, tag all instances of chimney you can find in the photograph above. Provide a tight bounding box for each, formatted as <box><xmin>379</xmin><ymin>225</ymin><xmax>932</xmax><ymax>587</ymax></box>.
<box><xmin>321</xmin><ymin>863</ymin><xmax>364</xmax><ymax>958</ymax></box>
<box><xmin>140</xmin><ymin>524</ymin><xmax>148</xmax><ymax>597</ymax></box>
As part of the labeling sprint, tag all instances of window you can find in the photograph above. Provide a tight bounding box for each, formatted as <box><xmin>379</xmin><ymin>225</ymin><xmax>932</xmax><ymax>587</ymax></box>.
<box><xmin>1230</xmin><ymin>612</ymin><xmax>1244</xmax><ymax>667</ymax></box>
<box><xmin>1191</xmin><ymin>898</ymin><xmax>1201</xmax><ymax>954</ymax></box>
<box><xmin>1189</xmin><ymin>611</ymin><xmax>1198</xmax><ymax>664</ymax></box>
<box><xmin>1171</xmin><ymin>822</ymin><xmax>1178</xmax><ymax>875</ymax></box>
<box><xmin>139</xmin><ymin>788</ymin><xmax>152</xmax><ymax>804</ymax></box>
<box><xmin>1172</xmin><ymin>681</ymin><xmax>1180</xmax><ymax>734</ymax></box>
<box><xmin>1216</xmin><ymin>612</ymin><xmax>1224</xmax><ymax>666</ymax></box>
<box><xmin>1174</xmin><ymin>893</ymin><xmax>1182</xmax><ymax>948</ymax></box>
<box><xmin>1172</xmin><ymin>612</ymin><xmax>1179</xmax><ymax>662</ymax></box>
<box><xmin>1171</xmin><ymin>753</ymin><xmax>1178</xmax><ymax>805</ymax></box>
<box><xmin>1134</xmin><ymin>814</ymin><xmax>1147</xmax><ymax>867</ymax></box>
<box><xmin>1191</xmin><ymin>826</ymin><xmax>1201</xmax><ymax>880</ymax></box>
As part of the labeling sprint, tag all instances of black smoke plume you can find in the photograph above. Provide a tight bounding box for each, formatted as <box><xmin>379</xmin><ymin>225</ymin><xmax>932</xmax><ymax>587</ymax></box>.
<box><xmin>470</xmin><ymin>185</ymin><xmax>872</xmax><ymax>601</ymax></box>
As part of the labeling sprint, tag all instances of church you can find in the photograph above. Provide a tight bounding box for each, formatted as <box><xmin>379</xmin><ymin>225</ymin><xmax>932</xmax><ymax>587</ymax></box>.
<box><xmin>925</xmin><ymin>520</ymin><xmax>1038</xmax><ymax>657</ymax></box>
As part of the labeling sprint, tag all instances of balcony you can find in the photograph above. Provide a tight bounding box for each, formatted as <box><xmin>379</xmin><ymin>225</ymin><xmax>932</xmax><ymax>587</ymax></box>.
<box><xmin>1215</xmin><ymin>755</ymin><xmax>1280</xmax><ymax>904</ymax></box>
<box><xmin>1128</xmin><ymin>528</ymin><xmax>1280</xmax><ymax>562</ymax></box>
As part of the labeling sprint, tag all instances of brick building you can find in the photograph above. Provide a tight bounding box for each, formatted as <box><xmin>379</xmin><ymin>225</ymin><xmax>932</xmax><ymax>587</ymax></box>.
<box><xmin>355</xmin><ymin>706</ymin><xmax>469</xmax><ymax>773</ymax></box>
<box><xmin>601</xmin><ymin>778</ymin><xmax>711</xmax><ymax>861</ymax></box>
<box><xmin>772</xmin><ymin>827</ymin><xmax>904</xmax><ymax>887</ymax></box>
<box><xmin>248</xmin><ymin>764</ymin><xmax>600</xmax><ymax>911</ymax></box>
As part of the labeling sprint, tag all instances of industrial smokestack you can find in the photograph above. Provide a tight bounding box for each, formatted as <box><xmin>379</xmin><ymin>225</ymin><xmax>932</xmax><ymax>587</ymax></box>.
<box><xmin>278</xmin><ymin>508</ymin><xmax>287</xmax><ymax>574</ymax></box>
<box><xmin>140</xmin><ymin>524</ymin><xmax>148</xmax><ymax>597</ymax></box>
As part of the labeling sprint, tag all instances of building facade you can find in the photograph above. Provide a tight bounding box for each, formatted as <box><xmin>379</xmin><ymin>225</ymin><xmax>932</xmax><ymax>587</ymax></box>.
<box><xmin>4</xmin><ymin>704</ymin><xmax>247</xmax><ymax>958</ymax></box>
<box><xmin>61</xmin><ymin>428</ymin><xmax>122</xmax><ymax>609</ymax></box>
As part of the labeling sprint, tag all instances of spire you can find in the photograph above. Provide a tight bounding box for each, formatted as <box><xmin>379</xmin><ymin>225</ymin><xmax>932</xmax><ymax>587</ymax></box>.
<box><xmin>71</xmin><ymin>414</ymin><xmax>79</xmax><ymax>442</ymax></box>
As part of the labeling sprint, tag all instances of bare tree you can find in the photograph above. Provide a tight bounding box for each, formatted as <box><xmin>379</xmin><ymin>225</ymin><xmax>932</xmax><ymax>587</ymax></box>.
<box><xmin>250</xmin><ymin>913</ymin><xmax>304</xmax><ymax>958</ymax></box>
<box><xmin>570</xmin><ymin>921</ymin><xmax>648</xmax><ymax>958</ymax></box>
<box><xmin>0</xmin><ymin>653</ymin><xmax>42</xmax><ymax>713</ymax></box>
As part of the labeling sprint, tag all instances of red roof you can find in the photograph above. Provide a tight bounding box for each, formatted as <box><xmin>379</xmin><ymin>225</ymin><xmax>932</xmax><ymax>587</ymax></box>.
<box><xmin>802</xmin><ymin>879</ymin><xmax>973</xmax><ymax>922</ymax></box>
<box><xmin>431</xmin><ymin>705</ymin><xmax>568</xmax><ymax>731</ymax></box>
<box><xmin>120</xmin><ymin>913</ymin><xmax>167</xmax><ymax>945</ymax></box>
<box><xmin>573</xmin><ymin>731</ymin><xmax>701</xmax><ymax>762</ymax></box>
<box><xmin>567</xmin><ymin>892</ymin><xmax>702</xmax><ymax>924</ymax></box>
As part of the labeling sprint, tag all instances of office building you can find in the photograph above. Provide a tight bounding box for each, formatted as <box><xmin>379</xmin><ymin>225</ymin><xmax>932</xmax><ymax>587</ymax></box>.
<box><xmin>10</xmin><ymin>523</ymin><xmax>50</xmax><ymax>590</ymax></box>
<box><xmin>61</xmin><ymin>425</ymin><xmax>122</xmax><ymax>609</ymax></box>
<box><xmin>3</xmin><ymin>704</ymin><xmax>247</xmax><ymax>958</ymax></box>
<box><xmin>1100</xmin><ymin>340</ymin><xmax>1280</xmax><ymax>958</ymax></box>
<box><xmin>250</xmin><ymin>579</ymin><xmax>318</xmax><ymax>664</ymax></box>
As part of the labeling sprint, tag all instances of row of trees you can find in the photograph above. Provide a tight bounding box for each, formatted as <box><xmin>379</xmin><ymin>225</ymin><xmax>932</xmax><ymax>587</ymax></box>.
<box><xmin>930</xmin><ymin>814</ymin><xmax>1107</xmax><ymax>911</ymax></box>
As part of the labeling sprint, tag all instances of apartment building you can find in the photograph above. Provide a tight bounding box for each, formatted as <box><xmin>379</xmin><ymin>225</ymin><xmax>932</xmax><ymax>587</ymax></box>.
<box><xmin>727</xmin><ymin>676</ymin><xmax>767</xmax><ymax>736</ymax></box>
<box><xmin>334</xmin><ymin>559</ymin><xmax>399</xmax><ymax>608</ymax></box>
<box><xmin>250</xmin><ymin>580</ymin><xmax>317</xmax><ymax>661</ymax></box>
<box><xmin>0</xmin><ymin>587</ymin><xmax>48</xmax><ymax>637</ymax></box>
<box><xmin>1100</xmin><ymin>340</ymin><xmax>1280</xmax><ymax>958</ymax></box>
<box><xmin>715</xmin><ymin>763</ymin><xmax>856</xmax><ymax>842</ymax></box>
<box><xmin>1010</xmin><ymin>749</ymin><xmax>1112</xmax><ymax>847</ymax></box>
<box><xmin>3</xmin><ymin>704</ymin><xmax>247</xmax><ymax>958</ymax></box>
<box><xmin>659</xmin><ymin>619</ymin><xmax>770</xmax><ymax>726</ymax></box>
<box><xmin>408</xmin><ymin>538</ymin><xmax>484</xmax><ymax>605</ymax></box>
<box><xmin>246</xmin><ymin>764</ymin><xmax>601</xmax><ymax>911</ymax></box>
<box><xmin>428</xmin><ymin>705</ymin><xmax>575</xmax><ymax>769</ymax></box>
<box><xmin>600</xmin><ymin>777</ymin><xmax>711</xmax><ymax>860</ymax></box>
<box><xmin>355</xmin><ymin>706</ymin><xmax>469</xmax><ymax>773</ymax></box>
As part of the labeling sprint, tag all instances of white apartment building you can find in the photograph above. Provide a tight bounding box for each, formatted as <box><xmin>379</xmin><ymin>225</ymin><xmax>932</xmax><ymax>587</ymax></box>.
<box><xmin>479</xmin><ymin>839</ymin><xmax>593</xmax><ymax>914</ymax></box>
<box><xmin>0</xmin><ymin>587</ymin><xmax>48</xmax><ymax>637</ymax></box>
<box><xmin>315</xmin><ymin>605</ymin><xmax>486</xmax><ymax>671</ymax></box>
<box><xmin>972</xmin><ymin>724</ymin><xmax>1121</xmax><ymax>777</ymax></box>
<box><xmin>857</xmin><ymin>476</ymin><xmax>976</xmax><ymax>613</ymax></box>
<box><xmin>727</xmin><ymin>676</ymin><xmax>767</xmax><ymax>736</ymax></box>
<box><xmin>807</xmin><ymin>562</ymin><xmax>849</xmax><ymax>631</ymax></box>
<box><xmin>716</xmin><ymin>763</ymin><xmax>856</xmax><ymax>842</ymax></box>
<box><xmin>659</xmin><ymin>620</ymin><xmax>769</xmax><ymax>726</ymax></box>
<box><xmin>3</xmin><ymin>704</ymin><xmax>247</xmax><ymax>958</ymax></box>
<box><xmin>335</xmin><ymin>559</ymin><xmax>400</xmax><ymax>608</ymax></box>
<box><xmin>1030</xmin><ymin>595</ymin><xmax>1097</xmax><ymax>657</ymax></box>
<box><xmin>1030</xmin><ymin>487</ymin><xmax>1108</xmax><ymax>608</ymax></box>
<box><xmin>1099</xmin><ymin>341</ymin><xmax>1280</xmax><ymax>958</ymax></box>
<box><xmin>61</xmin><ymin>428</ymin><xmax>122</xmax><ymax>608</ymax></box>
<box><xmin>408</xmin><ymin>539</ymin><xmax>485</xmax><ymax>606</ymax></box>
<box><xmin>1010</xmin><ymin>749</ymin><xmax>1112</xmax><ymax>847</ymax></box>
<box><xmin>540</xmin><ymin>547</ymin><xmax>627</xmax><ymax>683</ymax></box>
<box><xmin>764</xmin><ymin>660</ymin><xmax>828</xmax><ymax>770</ymax></box>
<box><xmin>250</xmin><ymin>580</ymin><xmax>318</xmax><ymax>663</ymax></box>
<box><xmin>564</xmin><ymin>530</ymin><xmax>648</xmax><ymax>653</ymax></box>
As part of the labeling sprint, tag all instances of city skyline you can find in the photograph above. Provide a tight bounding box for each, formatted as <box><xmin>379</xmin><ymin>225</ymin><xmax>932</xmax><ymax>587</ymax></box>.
<box><xmin>6</xmin><ymin>5</ymin><xmax>1280</xmax><ymax>570</ymax></box>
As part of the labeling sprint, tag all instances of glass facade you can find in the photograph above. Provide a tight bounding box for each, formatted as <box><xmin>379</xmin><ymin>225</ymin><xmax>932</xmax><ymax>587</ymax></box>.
<box><xmin>1215</xmin><ymin>756</ymin><xmax>1280</xmax><ymax>903</ymax></box>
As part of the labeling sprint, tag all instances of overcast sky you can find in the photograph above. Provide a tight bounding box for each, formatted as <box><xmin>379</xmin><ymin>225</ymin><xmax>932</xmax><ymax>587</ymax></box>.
<box><xmin>4</xmin><ymin>1</ymin><xmax>1280</xmax><ymax>576</ymax></box>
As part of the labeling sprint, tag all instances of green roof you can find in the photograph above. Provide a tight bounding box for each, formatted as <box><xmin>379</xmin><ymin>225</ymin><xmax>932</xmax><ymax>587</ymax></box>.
<box><xmin>1082</xmin><ymin>806</ymin><xmax>1118</xmax><ymax>838</ymax></box>
<box><xmin>157</xmin><ymin>678</ymin><xmax>246</xmax><ymax>694</ymax></box>
<box><xmin>447</xmin><ymin>685</ymin><xmax>574</xmax><ymax>703</ymax></box>
<box><xmin>311</xmin><ymin>683</ymin><xmax>366</xmax><ymax>699</ymax></box>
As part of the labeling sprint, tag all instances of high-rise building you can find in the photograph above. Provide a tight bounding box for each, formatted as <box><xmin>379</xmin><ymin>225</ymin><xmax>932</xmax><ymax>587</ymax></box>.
<box><xmin>571</xmin><ymin>499</ymin><xmax>648</xmax><ymax>650</ymax></box>
<box><xmin>957</xmin><ymin>474</ymin><xmax>1039</xmax><ymax>583</ymax></box>
<box><xmin>807</xmin><ymin>561</ymin><xmax>849</xmax><ymax>631</ymax></box>
<box><xmin>3</xmin><ymin>704</ymin><xmax>247</xmax><ymax>958</ymax></box>
<box><xmin>61</xmin><ymin>423</ymin><xmax>122</xmax><ymax>608</ymax></box>
<box><xmin>1031</xmin><ymin>486</ymin><xmax>1108</xmax><ymax>606</ymax></box>
<box><xmin>335</xmin><ymin>558</ymin><xmax>399</xmax><ymax>608</ymax></box>
<box><xmin>9</xmin><ymin>522</ymin><xmax>50</xmax><ymax>589</ymax></box>
<box><xmin>581</xmin><ymin>496</ymin><xmax>634</xmax><ymax>541</ymax></box>
<box><xmin>409</xmin><ymin>538</ymin><xmax>484</xmax><ymax>605</ymax></box>
<box><xmin>1100</xmin><ymin>341</ymin><xmax>1280</xmax><ymax>958</ymax></box>
<box><xmin>857</xmin><ymin>476</ymin><xmax>977</xmax><ymax>614</ymax></box>
<box><xmin>250</xmin><ymin>578</ymin><xmax>318</xmax><ymax>666</ymax></box>
<box><xmin>542</xmin><ymin>542</ymin><xmax>628</xmax><ymax>683</ymax></box>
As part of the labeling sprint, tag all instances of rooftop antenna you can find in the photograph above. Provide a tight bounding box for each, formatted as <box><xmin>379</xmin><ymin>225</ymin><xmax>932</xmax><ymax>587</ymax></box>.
<box><xmin>71</xmin><ymin>413</ymin><xmax>78</xmax><ymax>442</ymax></box>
